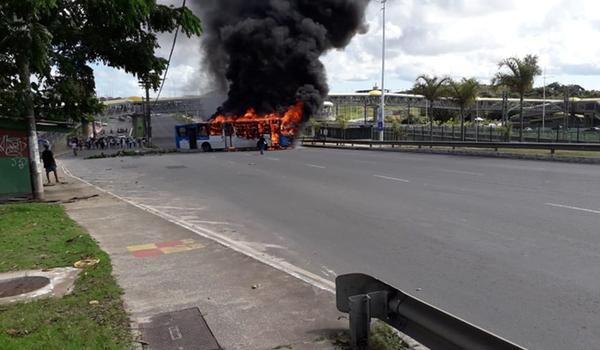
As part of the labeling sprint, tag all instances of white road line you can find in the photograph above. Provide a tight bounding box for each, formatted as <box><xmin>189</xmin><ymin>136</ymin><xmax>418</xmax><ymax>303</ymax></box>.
<box><xmin>122</xmin><ymin>197</ymin><xmax>163</xmax><ymax>201</ymax></box>
<box><xmin>439</xmin><ymin>169</ymin><xmax>484</xmax><ymax>176</ymax></box>
<box><xmin>373</xmin><ymin>174</ymin><xmax>410</xmax><ymax>183</ymax></box>
<box><xmin>305</xmin><ymin>163</ymin><xmax>326</xmax><ymax>169</ymax></box>
<box><xmin>60</xmin><ymin>163</ymin><xmax>335</xmax><ymax>293</ymax></box>
<box><xmin>266</xmin><ymin>157</ymin><xmax>280</xmax><ymax>161</ymax></box>
<box><xmin>545</xmin><ymin>203</ymin><xmax>600</xmax><ymax>215</ymax></box>
<box><xmin>146</xmin><ymin>205</ymin><xmax>207</xmax><ymax>211</ymax></box>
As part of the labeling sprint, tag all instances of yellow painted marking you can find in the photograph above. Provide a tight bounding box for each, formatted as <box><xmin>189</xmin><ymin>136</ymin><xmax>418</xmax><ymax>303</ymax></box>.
<box><xmin>127</xmin><ymin>243</ymin><xmax>158</xmax><ymax>252</ymax></box>
<box><xmin>160</xmin><ymin>246</ymin><xmax>193</xmax><ymax>254</ymax></box>
<box><xmin>184</xmin><ymin>242</ymin><xmax>205</xmax><ymax>250</ymax></box>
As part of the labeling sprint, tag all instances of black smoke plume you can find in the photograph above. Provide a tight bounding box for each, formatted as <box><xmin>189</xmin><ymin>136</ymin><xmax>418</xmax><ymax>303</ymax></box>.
<box><xmin>192</xmin><ymin>0</ymin><xmax>369</xmax><ymax>119</ymax></box>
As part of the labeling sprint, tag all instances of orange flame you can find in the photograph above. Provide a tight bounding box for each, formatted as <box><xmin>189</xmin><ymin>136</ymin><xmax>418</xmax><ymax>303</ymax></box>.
<box><xmin>210</xmin><ymin>102</ymin><xmax>304</xmax><ymax>147</ymax></box>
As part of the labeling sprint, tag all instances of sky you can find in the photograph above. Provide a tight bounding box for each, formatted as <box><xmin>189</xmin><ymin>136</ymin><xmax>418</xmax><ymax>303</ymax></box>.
<box><xmin>94</xmin><ymin>0</ymin><xmax>600</xmax><ymax>99</ymax></box>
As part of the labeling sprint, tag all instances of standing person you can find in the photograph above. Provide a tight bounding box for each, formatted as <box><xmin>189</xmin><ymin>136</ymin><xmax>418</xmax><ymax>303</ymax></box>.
<box><xmin>71</xmin><ymin>139</ymin><xmax>78</xmax><ymax>156</ymax></box>
<box><xmin>41</xmin><ymin>145</ymin><xmax>60</xmax><ymax>184</ymax></box>
<box><xmin>258</xmin><ymin>136</ymin><xmax>267</xmax><ymax>155</ymax></box>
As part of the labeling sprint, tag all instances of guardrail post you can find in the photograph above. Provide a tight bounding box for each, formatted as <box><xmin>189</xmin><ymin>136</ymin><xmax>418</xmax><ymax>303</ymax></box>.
<box><xmin>348</xmin><ymin>294</ymin><xmax>370</xmax><ymax>350</ymax></box>
<box><xmin>337</xmin><ymin>273</ymin><xmax>527</xmax><ymax>350</ymax></box>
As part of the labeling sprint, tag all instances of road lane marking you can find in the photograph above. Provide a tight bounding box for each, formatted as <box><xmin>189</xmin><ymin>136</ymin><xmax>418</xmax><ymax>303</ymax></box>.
<box><xmin>545</xmin><ymin>203</ymin><xmax>600</xmax><ymax>215</ymax></box>
<box><xmin>305</xmin><ymin>163</ymin><xmax>326</xmax><ymax>169</ymax></box>
<box><xmin>373</xmin><ymin>174</ymin><xmax>410</xmax><ymax>183</ymax></box>
<box><xmin>439</xmin><ymin>169</ymin><xmax>484</xmax><ymax>176</ymax></box>
<box><xmin>147</xmin><ymin>205</ymin><xmax>207</xmax><ymax>211</ymax></box>
<box><xmin>266</xmin><ymin>157</ymin><xmax>280</xmax><ymax>161</ymax></box>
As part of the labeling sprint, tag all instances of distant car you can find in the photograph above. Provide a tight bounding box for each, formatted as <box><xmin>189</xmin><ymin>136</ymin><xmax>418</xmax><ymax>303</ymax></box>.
<box><xmin>524</xmin><ymin>127</ymin><xmax>533</xmax><ymax>132</ymax></box>
<box><xmin>584</xmin><ymin>127</ymin><xmax>600</xmax><ymax>132</ymax></box>
<box><xmin>102</xmin><ymin>122</ymin><xmax>108</xmax><ymax>126</ymax></box>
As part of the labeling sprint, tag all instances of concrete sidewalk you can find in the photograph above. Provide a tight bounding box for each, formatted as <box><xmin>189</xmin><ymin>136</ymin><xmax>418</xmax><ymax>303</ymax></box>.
<box><xmin>44</xmin><ymin>178</ymin><xmax>348</xmax><ymax>349</ymax></box>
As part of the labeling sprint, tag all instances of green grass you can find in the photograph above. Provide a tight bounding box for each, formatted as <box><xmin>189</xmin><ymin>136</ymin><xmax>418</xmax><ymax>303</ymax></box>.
<box><xmin>0</xmin><ymin>204</ymin><xmax>131</xmax><ymax>350</ymax></box>
<box><xmin>329</xmin><ymin>321</ymin><xmax>409</xmax><ymax>350</ymax></box>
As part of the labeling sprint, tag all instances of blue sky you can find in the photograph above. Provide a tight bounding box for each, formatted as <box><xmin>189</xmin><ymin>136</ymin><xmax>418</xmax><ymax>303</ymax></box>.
<box><xmin>94</xmin><ymin>0</ymin><xmax>600</xmax><ymax>99</ymax></box>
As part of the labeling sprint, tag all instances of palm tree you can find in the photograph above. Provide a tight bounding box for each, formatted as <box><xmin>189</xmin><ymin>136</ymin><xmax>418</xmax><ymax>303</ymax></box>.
<box><xmin>493</xmin><ymin>55</ymin><xmax>541</xmax><ymax>142</ymax></box>
<box><xmin>450</xmin><ymin>78</ymin><xmax>479</xmax><ymax>141</ymax></box>
<box><xmin>414</xmin><ymin>75</ymin><xmax>450</xmax><ymax>140</ymax></box>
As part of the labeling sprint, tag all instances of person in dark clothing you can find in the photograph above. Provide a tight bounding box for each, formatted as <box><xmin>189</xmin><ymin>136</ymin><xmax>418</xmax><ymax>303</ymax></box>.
<box><xmin>41</xmin><ymin>145</ymin><xmax>59</xmax><ymax>184</ymax></box>
<box><xmin>258</xmin><ymin>136</ymin><xmax>267</xmax><ymax>155</ymax></box>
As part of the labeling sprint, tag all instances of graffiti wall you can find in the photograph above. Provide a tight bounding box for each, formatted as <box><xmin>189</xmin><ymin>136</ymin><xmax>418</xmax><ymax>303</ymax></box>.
<box><xmin>0</xmin><ymin>128</ymin><xmax>32</xmax><ymax>197</ymax></box>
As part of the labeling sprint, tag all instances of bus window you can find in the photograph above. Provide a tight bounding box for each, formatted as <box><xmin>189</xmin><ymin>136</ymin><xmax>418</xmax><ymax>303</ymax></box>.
<box><xmin>198</xmin><ymin>124</ymin><xmax>209</xmax><ymax>137</ymax></box>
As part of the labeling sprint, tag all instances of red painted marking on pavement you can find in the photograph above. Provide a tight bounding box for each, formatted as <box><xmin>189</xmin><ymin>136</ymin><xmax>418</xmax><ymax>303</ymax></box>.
<box><xmin>132</xmin><ymin>249</ymin><xmax>163</xmax><ymax>258</ymax></box>
<box><xmin>156</xmin><ymin>240</ymin><xmax>183</xmax><ymax>248</ymax></box>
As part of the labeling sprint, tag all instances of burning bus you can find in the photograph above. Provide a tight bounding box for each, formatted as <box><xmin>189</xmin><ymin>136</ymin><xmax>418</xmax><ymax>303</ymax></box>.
<box><xmin>175</xmin><ymin>102</ymin><xmax>304</xmax><ymax>152</ymax></box>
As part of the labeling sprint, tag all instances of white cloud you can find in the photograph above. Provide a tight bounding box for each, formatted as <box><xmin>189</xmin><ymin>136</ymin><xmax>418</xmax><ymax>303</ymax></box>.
<box><xmin>95</xmin><ymin>0</ymin><xmax>600</xmax><ymax>100</ymax></box>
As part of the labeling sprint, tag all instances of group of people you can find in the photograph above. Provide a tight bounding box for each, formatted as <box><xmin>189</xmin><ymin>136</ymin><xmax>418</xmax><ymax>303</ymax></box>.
<box><xmin>68</xmin><ymin>136</ymin><xmax>146</xmax><ymax>155</ymax></box>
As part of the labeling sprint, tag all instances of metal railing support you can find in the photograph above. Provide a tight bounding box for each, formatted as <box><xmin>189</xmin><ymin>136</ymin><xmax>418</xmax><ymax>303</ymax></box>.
<box><xmin>337</xmin><ymin>273</ymin><xmax>527</xmax><ymax>350</ymax></box>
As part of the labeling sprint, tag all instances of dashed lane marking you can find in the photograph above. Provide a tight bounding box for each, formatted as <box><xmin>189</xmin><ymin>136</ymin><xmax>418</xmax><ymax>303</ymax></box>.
<box><xmin>544</xmin><ymin>203</ymin><xmax>600</xmax><ymax>215</ymax></box>
<box><xmin>305</xmin><ymin>163</ymin><xmax>326</xmax><ymax>169</ymax></box>
<box><xmin>373</xmin><ymin>174</ymin><xmax>410</xmax><ymax>183</ymax></box>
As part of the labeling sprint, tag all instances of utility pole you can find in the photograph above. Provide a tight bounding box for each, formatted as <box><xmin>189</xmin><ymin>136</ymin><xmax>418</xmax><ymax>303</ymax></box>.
<box><xmin>563</xmin><ymin>88</ymin><xmax>569</xmax><ymax>141</ymax></box>
<box><xmin>542</xmin><ymin>69</ymin><xmax>546</xmax><ymax>131</ymax></box>
<box><xmin>145</xmin><ymin>82</ymin><xmax>152</xmax><ymax>146</ymax></box>
<box><xmin>139</xmin><ymin>76</ymin><xmax>152</xmax><ymax>146</ymax></box>
<box><xmin>378</xmin><ymin>0</ymin><xmax>386</xmax><ymax>141</ymax></box>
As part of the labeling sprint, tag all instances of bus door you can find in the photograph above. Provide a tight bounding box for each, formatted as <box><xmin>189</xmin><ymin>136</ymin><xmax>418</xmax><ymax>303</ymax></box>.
<box><xmin>188</xmin><ymin>125</ymin><xmax>198</xmax><ymax>150</ymax></box>
<box><xmin>223</xmin><ymin>123</ymin><xmax>234</xmax><ymax>148</ymax></box>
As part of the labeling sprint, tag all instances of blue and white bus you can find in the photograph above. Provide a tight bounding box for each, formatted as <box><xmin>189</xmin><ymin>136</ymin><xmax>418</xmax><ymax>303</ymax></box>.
<box><xmin>175</xmin><ymin>122</ymin><xmax>285</xmax><ymax>152</ymax></box>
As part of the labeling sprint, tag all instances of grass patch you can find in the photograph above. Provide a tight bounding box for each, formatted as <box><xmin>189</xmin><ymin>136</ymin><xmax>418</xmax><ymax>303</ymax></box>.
<box><xmin>330</xmin><ymin>321</ymin><xmax>409</xmax><ymax>350</ymax></box>
<box><xmin>0</xmin><ymin>203</ymin><xmax>131</xmax><ymax>350</ymax></box>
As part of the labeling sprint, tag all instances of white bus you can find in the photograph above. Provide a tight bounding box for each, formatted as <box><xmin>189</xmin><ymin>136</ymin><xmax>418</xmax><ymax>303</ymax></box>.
<box><xmin>175</xmin><ymin>121</ymin><xmax>291</xmax><ymax>152</ymax></box>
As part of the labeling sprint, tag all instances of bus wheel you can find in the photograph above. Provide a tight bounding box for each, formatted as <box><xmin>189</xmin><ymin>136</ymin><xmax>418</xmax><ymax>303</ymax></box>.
<box><xmin>201</xmin><ymin>142</ymin><xmax>212</xmax><ymax>152</ymax></box>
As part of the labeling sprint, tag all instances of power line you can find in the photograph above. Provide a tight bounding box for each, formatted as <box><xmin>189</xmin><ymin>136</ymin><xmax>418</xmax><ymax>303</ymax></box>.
<box><xmin>153</xmin><ymin>0</ymin><xmax>185</xmax><ymax>108</ymax></box>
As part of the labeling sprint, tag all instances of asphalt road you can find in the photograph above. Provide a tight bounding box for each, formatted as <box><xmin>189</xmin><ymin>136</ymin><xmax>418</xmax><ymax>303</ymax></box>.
<box><xmin>61</xmin><ymin>147</ymin><xmax>600</xmax><ymax>349</ymax></box>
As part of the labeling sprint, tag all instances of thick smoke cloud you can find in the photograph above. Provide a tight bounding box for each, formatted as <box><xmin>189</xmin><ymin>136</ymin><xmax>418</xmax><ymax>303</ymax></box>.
<box><xmin>190</xmin><ymin>0</ymin><xmax>369</xmax><ymax>118</ymax></box>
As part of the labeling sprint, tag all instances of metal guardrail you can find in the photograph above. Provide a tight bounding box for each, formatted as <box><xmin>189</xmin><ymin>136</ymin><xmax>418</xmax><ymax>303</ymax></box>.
<box><xmin>336</xmin><ymin>273</ymin><xmax>527</xmax><ymax>350</ymax></box>
<box><xmin>302</xmin><ymin>138</ymin><xmax>600</xmax><ymax>154</ymax></box>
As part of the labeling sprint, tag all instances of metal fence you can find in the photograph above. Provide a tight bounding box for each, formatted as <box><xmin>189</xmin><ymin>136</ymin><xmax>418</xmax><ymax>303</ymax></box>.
<box><xmin>306</xmin><ymin>125</ymin><xmax>600</xmax><ymax>144</ymax></box>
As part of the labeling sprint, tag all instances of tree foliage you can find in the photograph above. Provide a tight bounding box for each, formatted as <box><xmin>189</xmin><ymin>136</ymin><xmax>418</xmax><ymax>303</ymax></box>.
<box><xmin>450</xmin><ymin>78</ymin><xmax>479</xmax><ymax>111</ymax></box>
<box><xmin>492</xmin><ymin>55</ymin><xmax>541</xmax><ymax>96</ymax></box>
<box><xmin>0</xmin><ymin>0</ymin><xmax>202</xmax><ymax>121</ymax></box>
<box><xmin>413</xmin><ymin>75</ymin><xmax>450</xmax><ymax>104</ymax></box>
<box><xmin>449</xmin><ymin>78</ymin><xmax>479</xmax><ymax>140</ymax></box>
<box><xmin>492</xmin><ymin>55</ymin><xmax>541</xmax><ymax>141</ymax></box>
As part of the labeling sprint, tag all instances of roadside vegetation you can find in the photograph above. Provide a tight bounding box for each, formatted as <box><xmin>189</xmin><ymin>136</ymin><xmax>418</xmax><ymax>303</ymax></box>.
<box><xmin>0</xmin><ymin>203</ymin><xmax>131</xmax><ymax>350</ymax></box>
<box><xmin>328</xmin><ymin>320</ymin><xmax>409</xmax><ymax>350</ymax></box>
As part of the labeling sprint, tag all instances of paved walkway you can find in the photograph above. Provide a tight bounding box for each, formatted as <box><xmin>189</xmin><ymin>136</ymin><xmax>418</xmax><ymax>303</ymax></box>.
<box><xmin>44</xmin><ymin>178</ymin><xmax>347</xmax><ymax>350</ymax></box>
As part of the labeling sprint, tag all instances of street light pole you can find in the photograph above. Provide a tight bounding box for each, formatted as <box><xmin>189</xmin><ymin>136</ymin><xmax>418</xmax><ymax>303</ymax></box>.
<box><xmin>378</xmin><ymin>0</ymin><xmax>386</xmax><ymax>141</ymax></box>
<box><xmin>542</xmin><ymin>68</ymin><xmax>546</xmax><ymax>131</ymax></box>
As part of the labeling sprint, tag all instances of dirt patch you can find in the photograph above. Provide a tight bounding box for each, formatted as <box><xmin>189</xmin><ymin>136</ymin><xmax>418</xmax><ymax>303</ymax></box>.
<box><xmin>0</xmin><ymin>276</ymin><xmax>50</xmax><ymax>298</ymax></box>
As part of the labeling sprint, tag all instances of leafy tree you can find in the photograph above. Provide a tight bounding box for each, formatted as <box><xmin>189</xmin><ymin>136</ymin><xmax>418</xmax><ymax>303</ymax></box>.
<box><xmin>450</xmin><ymin>78</ymin><xmax>479</xmax><ymax>141</ymax></box>
<box><xmin>308</xmin><ymin>117</ymin><xmax>321</xmax><ymax>137</ymax></box>
<box><xmin>336</xmin><ymin>114</ymin><xmax>351</xmax><ymax>139</ymax></box>
<box><xmin>413</xmin><ymin>75</ymin><xmax>449</xmax><ymax>140</ymax></box>
<box><xmin>390</xmin><ymin>117</ymin><xmax>403</xmax><ymax>140</ymax></box>
<box><xmin>0</xmin><ymin>0</ymin><xmax>202</xmax><ymax>199</ymax></box>
<box><xmin>492</xmin><ymin>55</ymin><xmax>541</xmax><ymax>142</ymax></box>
